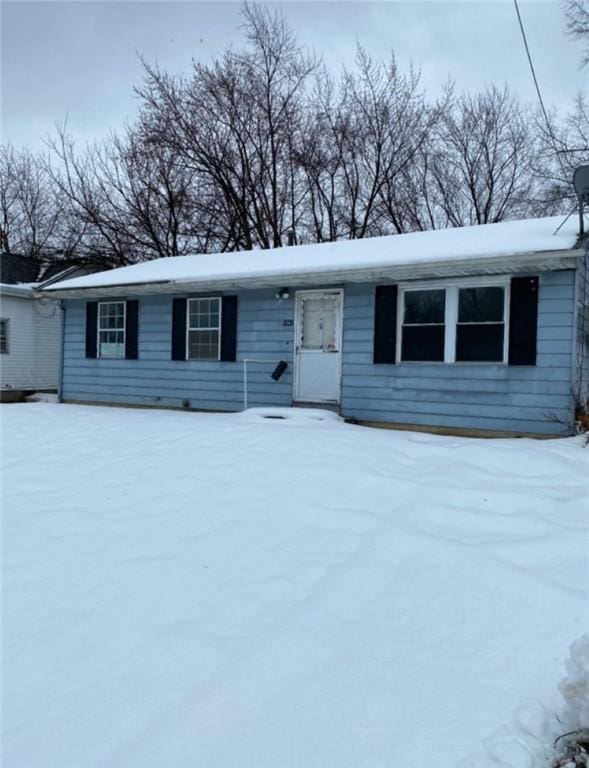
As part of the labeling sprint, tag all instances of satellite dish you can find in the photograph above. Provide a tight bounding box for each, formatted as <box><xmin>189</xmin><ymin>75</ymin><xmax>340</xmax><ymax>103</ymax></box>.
<box><xmin>573</xmin><ymin>165</ymin><xmax>589</xmax><ymax>201</ymax></box>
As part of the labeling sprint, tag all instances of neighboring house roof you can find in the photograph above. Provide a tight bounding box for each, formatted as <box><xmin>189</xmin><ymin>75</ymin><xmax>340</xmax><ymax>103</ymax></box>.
<box><xmin>0</xmin><ymin>252</ymin><xmax>99</xmax><ymax>290</ymax></box>
<box><xmin>38</xmin><ymin>265</ymin><xmax>92</xmax><ymax>289</ymax></box>
<box><xmin>0</xmin><ymin>282</ymin><xmax>38</xmax><ymax>298</ymax></box>
<box><xmin>0</xmin><ymin>253</ymin><xmax>41</xmax><ymax>284</ymax></box>
<box><xmin>44</xmin><ymin>215</ymin><xmax>585</xmax><ymax>298</ymax></box>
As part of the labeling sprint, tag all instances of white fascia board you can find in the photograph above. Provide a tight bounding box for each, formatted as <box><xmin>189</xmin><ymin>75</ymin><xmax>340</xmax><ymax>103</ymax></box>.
<box><xmin>41</xmin><ymin>249</ymin><xmax>582</xmax><ymax>299</ymax></box>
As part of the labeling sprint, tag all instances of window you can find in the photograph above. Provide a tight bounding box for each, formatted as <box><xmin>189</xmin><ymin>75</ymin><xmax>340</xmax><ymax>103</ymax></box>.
<box><xmin>397</xmin><ymin>281</ymin><xmax>509</xmax><ymax>364</ymax></box>
<box><xmin>187</xmin><ymin>298</ymin><xmax>221</xmax><ymax>360</ymax></box>
<box><xmin>98</xmin><ymin>302</ymin><xmax>126</xmax><ymax>358</ymax></box>
<box><xmin>0</xmin><ymin>318</ymin><xmax>9</xmax><ymax>354</ymax></box>
<box><xmin>300</xmin><ymin>295</ymin><xmax>338</xmax><ymax>351</ymax></box>
<box><xmin>456</xmin><ymin>286</ymin><xmax>506</xmax><ymax>362</ymax></box>
<box><xmin>401</xmin><ymin>289</ymin><xmax>445</xmax><ymax>361</ymax></box>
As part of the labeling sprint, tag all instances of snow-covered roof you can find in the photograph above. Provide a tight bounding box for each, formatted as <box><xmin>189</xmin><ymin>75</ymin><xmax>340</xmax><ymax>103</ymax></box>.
<box><xmin>0</xmin><ymin>282</ymin><xmax>38</xmax><ymax>297</ymax></box>
<box><xmin>44</xmin><ymin>215</ymin><xmax>583</xmax><ymax>297</ymax></box>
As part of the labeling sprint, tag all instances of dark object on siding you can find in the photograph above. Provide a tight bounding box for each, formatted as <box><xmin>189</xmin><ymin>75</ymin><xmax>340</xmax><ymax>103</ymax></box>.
<box><xmin>271</xmin><ymin>360</ymin><xmax>288</xmax><ymax>381</ymax></box>
<box><xmin>220</xmin><ymin>296</ymin><xmax>238</xmax><ymax>362</ymax></box>
<box><xmin>373</xmin><ymin>285</ymin><xmax>398</xmax><ymax>364</ymax></box>
<box><xmin>171</xmin><ymin>298</ymin><xmax>187</xmax><ymax>360</ymax></box>
<box><xmin>85</xmin><ymin>302</ymin><xmax>98</xmax><ymax>358</ymax></box>
<box><xmin>125</xmin><ymin>300</ymin><xmax>139</xmax><ymax>359</ymax></box>
<box><xmin>0</xmin><ymin>252</ymin><xmax>41</xmax><ymax>284</ymax></box>
<box><xmin>509</xmin><ymin>276</ymin><xmax>539</xmax><ymax>366</ymax></box>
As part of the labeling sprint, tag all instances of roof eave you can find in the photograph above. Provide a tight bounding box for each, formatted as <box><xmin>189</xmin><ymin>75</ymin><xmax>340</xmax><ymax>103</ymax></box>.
<box><xmin>40</xmin><ymin>248</ymin><xmax>582</xmax><ymax>299</ymax></box>
<box><xmin>0</xmin><ymin>284</ymin><xmax>36</xmax><ymax>298</ymax></box>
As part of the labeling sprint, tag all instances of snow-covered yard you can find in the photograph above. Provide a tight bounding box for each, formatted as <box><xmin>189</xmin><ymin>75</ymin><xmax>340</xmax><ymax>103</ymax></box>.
<box><xmin>1</xmin><ymin>403</ymin><xmax>588</xmax><ymax>768</ymax></box>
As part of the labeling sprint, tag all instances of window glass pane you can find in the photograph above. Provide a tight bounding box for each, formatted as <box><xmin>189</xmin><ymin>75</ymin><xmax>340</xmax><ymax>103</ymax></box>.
<box><xmin>189</xmin><ymin>298</ymin><xmax>220</xmax><ymax>329</ymax></box>
<box><xmin>301</xmin><ymin>297</ymin><xmax>337</xmax><ymax>350</ymax></box>
<box><xmin>458</xmin><ymin>287</ymin><xmax>504</xmax><ymax>323</ymax></box>
<box><xmin>0</xmin><ymin>319</ymin><xmax>8</xmax><ymax>353</ymax></box>
<box><xmin>188</xmin><ymin>329</ymin><xmax>219</xmax><ymax>359</ymax></box>
<box><xmin>404</xmin><ymin>290</ymin><xmax>445</xmax><ymax>324</ymax></box>
<box><xmin>401</xmin><ymin>325</ymin><xmax>445</xmax><ymax>361</ymax></box>
<box><xmin>98</xmin><ymin>323</ymin><xmax>125</xmax><ymax>358</ymax></box>
<box><xmin>456</xmin><ymin>324</ymin><xmax>504</xmax><ymax>362</ymax></box>
<box><xmin>99</xmin><ymin>302</ymin><xmax>125</xmax><ymax>330</ymax></box>
<box><xmin>99</xmin><ymin>337</ymin><xmax>125</xmax><ymax>358</ymax></box>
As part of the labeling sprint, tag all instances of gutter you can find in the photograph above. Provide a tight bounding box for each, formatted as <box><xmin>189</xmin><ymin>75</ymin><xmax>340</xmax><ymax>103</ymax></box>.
<box><xmin>40</xmin><ymin>248</ymin><xmax>583</xmax><ymax>300</ymax></box>
<box><xmin>0</xmin><ymin>284</ymin><xmax>36</xmax><ymax>298</ymax></box>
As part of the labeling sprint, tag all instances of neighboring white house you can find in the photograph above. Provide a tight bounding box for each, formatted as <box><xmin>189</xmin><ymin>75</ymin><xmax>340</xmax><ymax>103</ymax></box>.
<box><xmin>0</xmin><ymin>283</ymin><xmax>61</xmax><ymax>398</ymax></box>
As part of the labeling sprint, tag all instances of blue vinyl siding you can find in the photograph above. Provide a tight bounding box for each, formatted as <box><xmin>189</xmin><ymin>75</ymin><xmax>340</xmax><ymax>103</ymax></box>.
<box><xmin>62</xmin><ymin>291</ymin><xmax>296</xmax><ymax>411</ymax></box>
<box><xmin>341</xmin><ymin>270</ymin><xmax>576</xmax><ymax>435</ymax></box>
<box><xmin>61</xmin><ymin>269</ymin><xmax>577</xmax><ymax>435</ymax></box>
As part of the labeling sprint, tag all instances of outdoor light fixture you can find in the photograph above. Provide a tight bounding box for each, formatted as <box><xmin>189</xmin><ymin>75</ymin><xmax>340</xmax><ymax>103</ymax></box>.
<box><xmin>275</xmin><ymin>287</ymin><xmax>290</xmax><ymax>300</ymax></box>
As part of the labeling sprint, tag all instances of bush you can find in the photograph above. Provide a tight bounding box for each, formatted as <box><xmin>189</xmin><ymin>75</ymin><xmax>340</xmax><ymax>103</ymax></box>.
<box><xmin>552</xmin><ymin>634</ymin><xmax>589</xmax><ymax>767</ymax></box>
<box><xmin>574</xmin><ymin>396</ymin><xmax>589</xmax><ymax>436</ymax></box>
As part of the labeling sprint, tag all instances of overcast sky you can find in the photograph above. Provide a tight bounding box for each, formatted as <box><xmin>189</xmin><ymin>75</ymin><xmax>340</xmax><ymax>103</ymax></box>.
<box><xmin>1</xmin><ymin>0</ymin><xmax>585</xmax><ymax>151</ymax></box>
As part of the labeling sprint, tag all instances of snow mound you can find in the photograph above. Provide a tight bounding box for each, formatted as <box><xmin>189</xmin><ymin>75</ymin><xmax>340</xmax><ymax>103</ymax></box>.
<box><xmin>25</xmin><ymin>392</ymin><xmax>58</xmax><ymax>403</ymax></box>
<box><xmin>560</xmin><ymin>634</ymin><xmax>589</xmax><ymax>731</ymax></box>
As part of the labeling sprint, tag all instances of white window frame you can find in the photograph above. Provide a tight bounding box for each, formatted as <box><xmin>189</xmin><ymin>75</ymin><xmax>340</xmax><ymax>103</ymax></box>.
<box><xmin>97</xmin><ymin>301</ymin><xmax>126</xmax><ymax>359</ymax></box>
<box><xmin>0</xmin><ymin>318</ymin><xmax>9</xmax><ymax>354</ymax></box>
<box><xmin>186</xmin><ymin>297</ymin><xmax>222</xmax><ymax>361</ymax></box>
<box><xmin>396</xmin><ymin>277</ymin><xmax>510</xmax><ymax>364</ymax></box>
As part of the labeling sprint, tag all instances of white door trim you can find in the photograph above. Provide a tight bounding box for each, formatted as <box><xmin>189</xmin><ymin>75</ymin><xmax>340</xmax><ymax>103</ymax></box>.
<box><xmin>293</xmin><ymin>288</ymin><xmax>344</xmax><ymax>403</ymax></box>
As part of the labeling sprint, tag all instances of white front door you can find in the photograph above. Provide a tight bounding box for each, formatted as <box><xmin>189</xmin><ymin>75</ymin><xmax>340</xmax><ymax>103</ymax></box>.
<box><xmin>294</xmin><ymin>289</ymin><xmax>343</xmax><ymax>403</ymax></box>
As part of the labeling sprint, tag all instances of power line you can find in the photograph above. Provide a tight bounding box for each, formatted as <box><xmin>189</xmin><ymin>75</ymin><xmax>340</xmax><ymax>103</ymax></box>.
<box><xmin>513</xmin><ymin>0</ymin><xmax>568</xmax><ymax>179</ymax></box>
<box><xmin>553</xmin><ymin>204</ymin><xmax>577</xmax><ymax>234</ymax></box>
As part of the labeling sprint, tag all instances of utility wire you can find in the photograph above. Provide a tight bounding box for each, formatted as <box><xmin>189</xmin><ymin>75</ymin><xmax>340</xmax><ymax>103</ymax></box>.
<box><xmin>513</xmin><ymin>0</ymin><xmax>568</xmax><ymax>178</ymax></box>
<box><xmin>553</xmin><ymin>205</ymin><xmax>577</xmax><ymax>234</ymax></box>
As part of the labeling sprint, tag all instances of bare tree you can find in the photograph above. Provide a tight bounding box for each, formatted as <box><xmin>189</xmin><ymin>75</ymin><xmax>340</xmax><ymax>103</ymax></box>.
<box><xmin>46</xmin><ymin>128</ymin><xmax>135</xmax><ymax>266</ymax></box>
<box><xmin>564</xmin><ymin>0</ymin><xmax>589</xmax><ymax>67</ymax></box>
<box><xmin>0</xmin><ymin>144</ymin><xmax>68</xmax><ymax>258</ymax></box>
<box><xmin>535</xmin><ymin>93</ymin><xmax>589</xmax><ymax>209</ymax></box>
<box><xmin>136</xmin><ymin>2</ymin><xmax>318</xmax><ymax>251</ymax></box>
<box><xmin>6</xmin><ymin>0</ymin><xmax>580</xmax><ymax>274</ymax></box>
<box><xmin>299</xmin><ymin>49</ymin><xmax>434</xmax><ymax>240</ymax></box>
<box><xmin>0</xmin><ymin>144</ymin><xmax>21</xmax><ymax>252</ymax></box>
<box><xmin>46</xmin><ymin>120</ymin><xmax>217</xmax><ymax>266</ymax></box>
<box><xmin>422</xmin><ymin>86</ymin><xmax>543</xmax><ymax>226</ymax></box>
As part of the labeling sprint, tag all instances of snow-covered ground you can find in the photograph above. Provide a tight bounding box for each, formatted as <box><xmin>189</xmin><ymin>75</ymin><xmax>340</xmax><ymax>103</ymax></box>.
<box><xmin>1</xmin><ymin>403</ymin><xmax>588</xmax><ymax>768</ymax></box>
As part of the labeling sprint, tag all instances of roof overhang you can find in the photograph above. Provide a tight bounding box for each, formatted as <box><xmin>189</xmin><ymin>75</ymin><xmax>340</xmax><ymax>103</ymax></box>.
<box><xmin>0</xmin><ymin>284</ymin><xmax>36</xmax><ymax>298</ymax></box>
<box><xmin>40</xmin><ymin>248</ymin><xmax>582</xmax><ymax>299</ymax></box>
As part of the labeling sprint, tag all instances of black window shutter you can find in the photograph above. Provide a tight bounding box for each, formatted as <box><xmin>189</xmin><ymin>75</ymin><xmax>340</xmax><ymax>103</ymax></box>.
<box><xmin>85</xmin><ymin>302</ymin><xmax>98</xmax><ymax>358</ymax></box>
<box><xmin>508</xmin><ymin>276</ymin><xmax>539</xmax><ymax>366</ymax></box>
<box><xmin>171</xmin><ymin>298</ymin><xmax>187</xmax><ymax>360</ymax></box>
<box><xmin>220</xmin><ymin>296</ymin><xmax>238</xmax><ymax>362</ymax></box>
<box><xmin>373</xmin><ymin>285</ymin><xmax>398</xmax><ymax>364</ymax></box>
<box><xmin>125</xmin><ymin>300</ymin><xmax>139</xmax><ymax>359</ymax></box>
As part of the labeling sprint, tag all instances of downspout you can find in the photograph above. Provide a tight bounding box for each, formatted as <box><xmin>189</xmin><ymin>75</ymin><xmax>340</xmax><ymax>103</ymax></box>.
<box><xmin>57</xmin><ymin>301</ymin><xmax>65</xmax><ymax>403</ymax></box>
<box><xmin>571</xmin><ymin>228</ymin><xmax>589</xmax><ymax>431</ymax></box>
<box><xmin>582</xmin><ymin>240</ymin><xmax>589</xmax><ymax>403</ymax></box>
